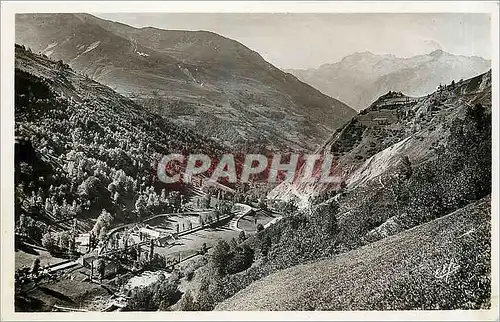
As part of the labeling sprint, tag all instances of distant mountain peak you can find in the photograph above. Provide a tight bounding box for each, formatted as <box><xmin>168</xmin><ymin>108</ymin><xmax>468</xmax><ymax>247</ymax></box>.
<box><xmin>429</xmin><ymin>49</ymin><xmax>448</xmax><ymax>57</ymax></box>
<box><xmin>353</xmin><ymin>51</ymin><xmax>375</xmax><ymax>56</ymax></box>
<box><xmin>340</xmin><ymin>51</ymin><xmax>375</xmax><ymax>61</ymax></box>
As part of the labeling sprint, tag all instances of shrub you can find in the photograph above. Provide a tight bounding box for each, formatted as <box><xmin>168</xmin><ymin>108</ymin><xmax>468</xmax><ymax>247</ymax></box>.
<box><xmin>126</xmin><ymin>279</ymin><xmax>180</xmax><ymax>311</ymax></box>
<box><xmin>178</xmin><ymin>291</ymin><xmax>197</xmax><ymax>311</ymax></box>
<box><xmin>210</xmin><ymin>240</ymin><xmax>255</xmax><ymax>276</ymax></box>
<box><xmin>226</xmin><ymin>245</ymin><xmax>255</xmax><ymax>274</ymax></box>
<box><xmin>238</xmin><ymin>230</ymin><xmax>246</xmax><ymax>243</ymax></box>
<box><xmin>200</xmin><ymin>242</ymin><xmax>208</xmax><ymax>255</ymax></box>
<box><xmin>184</xmin><ymin>264</ymin><xmax>195</xmax><ymax>281</ymax></box>
<box><xmin>211</xmin><ymin>240</ymin><xmax>231</xmax><ymax>276</ymax></box>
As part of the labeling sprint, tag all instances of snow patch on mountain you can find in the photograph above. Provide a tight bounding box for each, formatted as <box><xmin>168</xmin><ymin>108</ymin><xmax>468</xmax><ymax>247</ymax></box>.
<box><xmin>41</xmin><ymin>42</ymin><xmax>57</xmax><ymax>54</ymax></box>
<box><xmin>71</xmin><ymin>41</ymin><xmax>101</xmax><ymax>62</ymax></box>
<box><xmin>82</xmin><ymin>41</ymin><xmax>100</xmax><ymax>55</ymax></box>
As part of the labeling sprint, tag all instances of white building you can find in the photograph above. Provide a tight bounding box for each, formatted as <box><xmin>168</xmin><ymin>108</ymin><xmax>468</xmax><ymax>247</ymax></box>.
<box><xmin>139</xmin><ymin>227</ymin><xmax>161</xmax><ymax>240</ymax></box>
<box><xmin>75</xmin><ymin>233</ymin><xmax>90</xmax><ymax>246</ymax></box>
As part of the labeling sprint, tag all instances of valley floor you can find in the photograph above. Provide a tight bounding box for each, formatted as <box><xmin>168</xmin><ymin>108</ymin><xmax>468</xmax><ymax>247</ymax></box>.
<box><xmin>14</xmin><ymin>203</ymin><xmax>266</xmax><ymax>311</ymax></box>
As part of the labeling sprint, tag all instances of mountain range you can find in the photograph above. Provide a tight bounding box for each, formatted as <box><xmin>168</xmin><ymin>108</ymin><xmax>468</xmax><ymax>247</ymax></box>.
<box><xmin>13</xmin><ymin>12</ymin><xmax>492</xmax><ymax>312</ymax></box>
<box><xmin>15</xmin><ymin>13</ymin><xmax>356</xmax><ymax>151</ymax></box>
<box><xmin>15</xmin><ymin>43</ymin><xmax>492</xmax><ymax>311</ymax></box>
<box><xmin>287</xmin><ymin>50</ymin><xmax>490</xmax><ymax>111</ymax></box>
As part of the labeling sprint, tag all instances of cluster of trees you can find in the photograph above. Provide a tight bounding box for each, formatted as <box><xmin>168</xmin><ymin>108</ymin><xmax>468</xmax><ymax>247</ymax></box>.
<box><xmin>126</xmin><ymin>273</ymin><xmax>182</xmax><ymax>311</ymax></box>
<box><xmin>181</xmin><ymin>258</ymin><xmax>207</xmax><ymax>281</ymax></box>
<box><xmin>211</xmin><ymin>240</ymin><xmax>255</xmax><ymax>276</ymax></box>
<box><xmin>393</xmin><ymin>102</ymin><xmax>491</xmax><ymax>229</ymax></box>
<box><xmin>39</xmin><ymin>208</ymin><xmax>112</xmax><ymax>261</ymax></box>
<box><xmin>310</xmin><ymin>190</ymin><xmax>338</xmax><ymax>205</ymax></box>
<box><xmin>41</xmin><ymin>229</ymin><xmax>77</xmax><ymax>257</ymax></box>
<box><xmin>232</xmin><ymin>185</ymin><xmax>274</xmax><ymax>205</ymax></box>
<box><xmin>189</xmin><ymin>199</ymin><xmax>233</xmax><ymax>228</ymax></box>
<box><xmin>16</xmin><ymin>213</ymin><xmax>47</xmax><ymax>242</ymax></box>
<box><xmin>175</xmin><ymin>219</ymin><xmax>193</xmax><ymax>234</ymax></box>
<box><xmin>178</xmin><ymin>238</ymin><xmax>256</xmax><ymax>311</ymax></box>
<box><xmin>192</xmin><ymin>194</ymin><xmax>211</xmax><ymax>209</ymax></box>
<box><xmin>180</xmin><ymin>200</ymin><xmax>340</xmax><ymax>311</ymax></box>
<box><xmin>199</xmin><ymin>212</ymin><xmax>218</xmax><ymax>228</ymax></box>
<box><xmin>272</xmin><ymin>199</ymin><xmax>298</xmax><ymax>215</ymax></box>
<box><xmin>216</xmin><ymin>200</ymin><xmax>233</xmax><ymax>213</ymax></box>
<box><xmin>134</xmin><ymin>188</ymin><xmax>182</xmax><ymax>218</ymax></box>
<box><xmin>257</xmin><ymin>201</ymin><xmax>340</xmax><ymax>266</ymax></box>
<box><xmin>90</xmin><ymin>209</ymin><xmax>114</xmax><ymax>247</ymax></box>
<box><xmin>104</xmin><ymin>236</ymin><xmax>167</xmax><ymax>274</ymax></box>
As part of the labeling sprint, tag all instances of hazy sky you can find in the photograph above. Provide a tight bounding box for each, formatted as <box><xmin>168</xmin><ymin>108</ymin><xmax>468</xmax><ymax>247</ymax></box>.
<box><xmin>95</xmin><ymin>13</ymin><xmax>491</xmax><ymax>69</ymax></box>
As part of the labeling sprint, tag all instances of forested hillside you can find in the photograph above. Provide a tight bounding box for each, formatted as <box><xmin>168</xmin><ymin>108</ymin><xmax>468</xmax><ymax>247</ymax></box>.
<box><xmin>15</xmin><ymin>44</ymin><xmax>224</xmax><ymax>243</ymax></box>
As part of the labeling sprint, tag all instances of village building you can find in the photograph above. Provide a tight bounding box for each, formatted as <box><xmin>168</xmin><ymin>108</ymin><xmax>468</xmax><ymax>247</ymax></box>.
<box><xmin>75</xmin><ymin>233</ymin><xmax>90</xmax><ymax>253</ymax></box>
<box><xmin>139</xmin><ymin>226</ymin><xmax>161</xmax><ymax>240</ymax></box>
<box><xmin>128</xmin><ymin>224</ymin><xmax>175</xmax><ymax>247</ymax></box>
<box><xmin>75</xmin><ymin>233</ymin><xmax>90</xmax><ymax>246</ymax></box>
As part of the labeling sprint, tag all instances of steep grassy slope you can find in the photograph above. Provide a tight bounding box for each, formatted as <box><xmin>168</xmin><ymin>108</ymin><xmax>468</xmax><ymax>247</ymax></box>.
<box><xmin>15</xmin><ymin>13</ymin><xmax>356</xmax><ymax>151</ymax></box>
<box><xmin>288</xmin><ymin>50</ymin><xmax>490</xmax><ymax>111</ymax></box>
<box><xmin>217</xmin><ymin>197</ymin><xmax>491</xmax><ymax>310</ymax></box>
